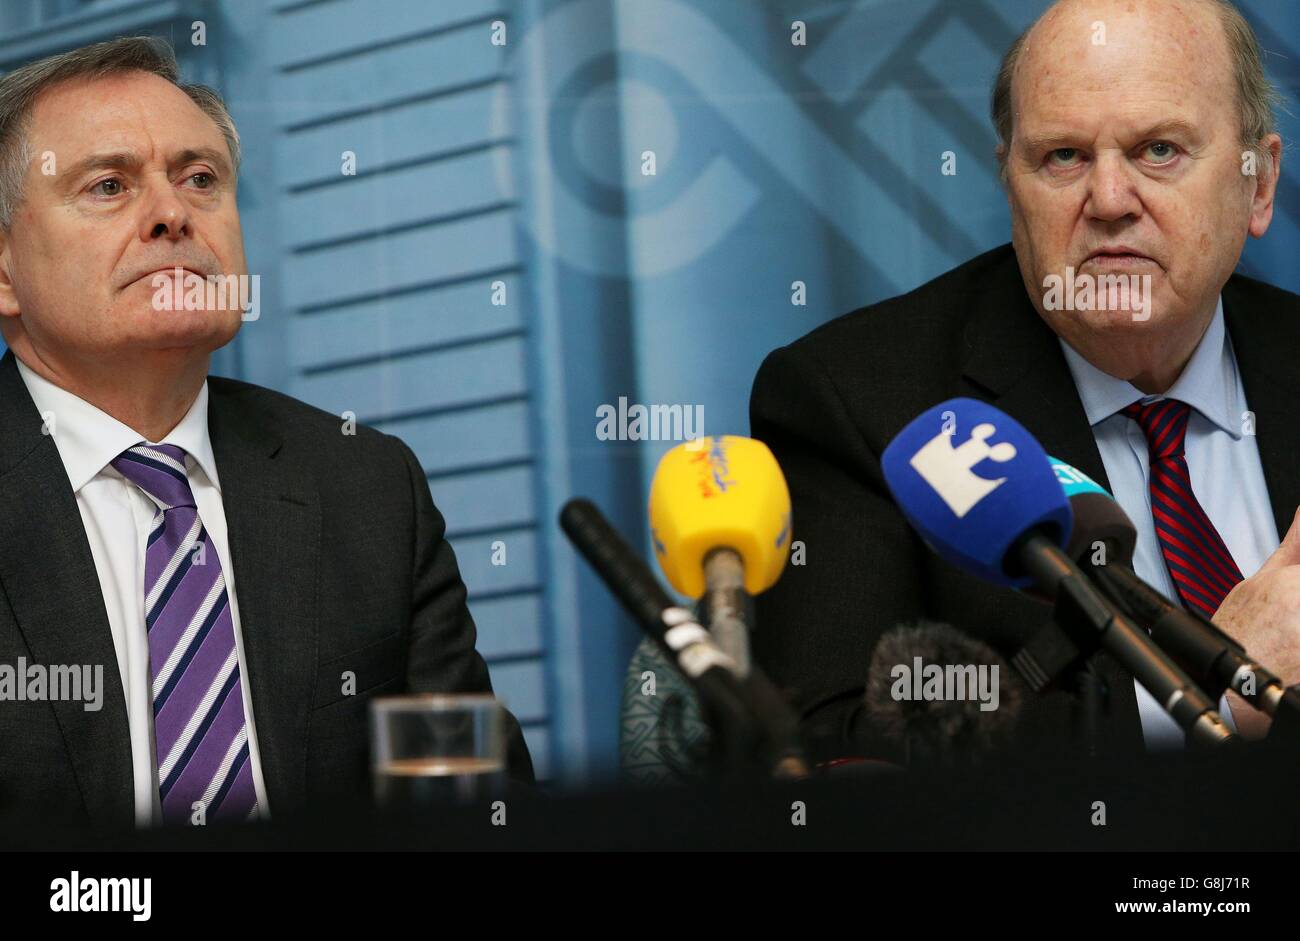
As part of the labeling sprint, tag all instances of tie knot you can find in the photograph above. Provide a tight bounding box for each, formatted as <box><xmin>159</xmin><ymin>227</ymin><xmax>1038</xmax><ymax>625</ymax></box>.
<box><xmin>1122</xmin><ymin>398</ymin><xmax>1192</xmax><ymax>460</ymax></box>
<box><xmin>110</xmin><ymin>443</ymin><xmax>196</xmax><ymax>509</ymax></box>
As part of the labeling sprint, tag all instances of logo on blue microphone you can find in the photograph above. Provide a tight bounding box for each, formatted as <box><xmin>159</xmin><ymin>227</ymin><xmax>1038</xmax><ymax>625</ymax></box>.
<box><xmin>909</xmin><ymin>423</ymin><xmax>1018</xmax><ymax>518</ymax></box>
<box><xmin>1048</xmin><ymin>456</ymin><xmax>1107</xmax><ymax>498</ymax></box>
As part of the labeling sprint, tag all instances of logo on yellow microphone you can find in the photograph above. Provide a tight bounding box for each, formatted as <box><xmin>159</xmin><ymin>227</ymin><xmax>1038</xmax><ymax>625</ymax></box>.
<box><xmin>648</xmin><ymin>436</ymin><xmax>792</xmax><ymax>597</ymax></box>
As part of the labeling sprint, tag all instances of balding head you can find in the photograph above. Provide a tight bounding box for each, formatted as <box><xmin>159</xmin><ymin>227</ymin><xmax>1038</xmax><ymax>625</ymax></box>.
<box><xmin>993</xmin><ymin>0</ymin><xmax>1279</xmax><ymax>181</ymax></box>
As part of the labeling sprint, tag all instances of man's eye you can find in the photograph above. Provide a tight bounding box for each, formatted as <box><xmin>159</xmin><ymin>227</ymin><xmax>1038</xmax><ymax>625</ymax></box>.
<box><xmin>1143</xmin><ymin>141</ymin><xmax>1178</xmax><ymax>164</ymax></box>
<box><xmin>1048</xmin><ymin>148</ymin><xmax>1081</xmax><ymax>166</ymax></box>
<box><xmin>188</xmin><ymin>172</ymin><xmax>215</xmax><ymax>189</ymax></box>
<box><xmin>90</xmin><ymin>178</ymin><xmax>123</xmax><ymax>197</ymax></box>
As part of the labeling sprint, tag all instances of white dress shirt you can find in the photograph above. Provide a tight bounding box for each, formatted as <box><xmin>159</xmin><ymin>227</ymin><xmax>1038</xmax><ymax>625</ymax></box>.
<box><xmin>1060</xmin><ymin>297</ymin><xmax>1280</xmax><ymax>748</ymax></box>
<box><xmin>16</xmin><ymin>358</ymin><xmax>270</xmax><ymax>826</ymax></box>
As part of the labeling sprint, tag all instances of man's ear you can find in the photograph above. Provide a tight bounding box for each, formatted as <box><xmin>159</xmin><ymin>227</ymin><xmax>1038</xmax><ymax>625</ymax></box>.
<box><xmin>0</xmin><ymin>229</ymin><xmax>19</xmax><ymax>317</ymax></box>
<box><xmin>1248</xmin><ymin>133</ymin><xmax>1283</xmax><ymax>239</ymax></box>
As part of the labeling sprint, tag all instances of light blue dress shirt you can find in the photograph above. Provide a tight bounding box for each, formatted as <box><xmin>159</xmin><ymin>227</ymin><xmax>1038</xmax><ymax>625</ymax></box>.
<box><xmin>1059</xmin><ymin>296</ymin><xmax>1280</xmax><ymax>749</ymax></box>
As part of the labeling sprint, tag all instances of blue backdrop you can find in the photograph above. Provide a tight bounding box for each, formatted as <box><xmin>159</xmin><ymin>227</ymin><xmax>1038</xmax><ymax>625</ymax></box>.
<box><xmin>2</xmin><ymin>0</ymin><xmax>1298</xmax><ymax>787</ymax></box>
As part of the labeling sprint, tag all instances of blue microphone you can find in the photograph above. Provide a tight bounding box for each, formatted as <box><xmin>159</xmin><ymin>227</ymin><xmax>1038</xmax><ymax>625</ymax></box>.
<box><xmin>881</xmin><ymin>398</ymin><xmax>1072</xmax><ymax>588</ymax></box>
<box><xmin>882</xmin><ymin>402</ymin><xmax>1235</xmax><ymax>747</ymax></box>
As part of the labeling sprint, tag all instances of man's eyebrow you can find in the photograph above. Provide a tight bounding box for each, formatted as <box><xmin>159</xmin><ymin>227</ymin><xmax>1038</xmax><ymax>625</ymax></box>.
<box><xmin>60</xmin><ymin>147</ymin><xmax>232</xmax><ymax>184</ymax></box>
<box><xmin>1018</xmin><ymin>120</ymin><xmax>1201</xmax><ymax>153</ymax></box>
<box><xmin>61</xmin><ymin>151</ymin><xmax>142</xmax><ymax>181</ymax></box>
<box><xmin>173</xmin><ymin>147</ymin><xmax>233</xmax><ymax>176</ymax></box>
<box><xmin>1017</xmin><ymin>132</ymin><xmax>1084</xmax><ymax>154</ymax></box>
<box><xmin>1131</xmin><ymin>120</ymin><xmax>1201</xmax><ymax>141</ymax></box>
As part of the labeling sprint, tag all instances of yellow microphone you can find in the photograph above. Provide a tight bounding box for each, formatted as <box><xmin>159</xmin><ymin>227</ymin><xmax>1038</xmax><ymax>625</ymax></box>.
<box><xmin>648</xmin><ymin>436</ymin><xmax>792</xmax><ymax>676</ymax></box>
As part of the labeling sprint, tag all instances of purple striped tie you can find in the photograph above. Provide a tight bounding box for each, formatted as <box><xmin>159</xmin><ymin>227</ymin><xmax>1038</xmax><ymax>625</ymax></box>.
<box><xmin>111</xmin><ymin>443</ymin><xmax>259</xmax><ymax>826</ymax></box>
<box><xmin>1122</xmin><ymin>400</ymin><xmax>1244</xmax><ymax>617</ymax></box>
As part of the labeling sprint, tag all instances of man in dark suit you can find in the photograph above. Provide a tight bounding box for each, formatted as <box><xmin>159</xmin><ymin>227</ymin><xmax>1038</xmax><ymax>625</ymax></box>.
<box><xmin>0</xmin><ymin>37</ymin><xmax>531</xmax><ymax>831</ymax></box>
<box><xmin>750</xmin><ymin>0</ymin><xmax>1300</xmax><ymax>759</ymax></box>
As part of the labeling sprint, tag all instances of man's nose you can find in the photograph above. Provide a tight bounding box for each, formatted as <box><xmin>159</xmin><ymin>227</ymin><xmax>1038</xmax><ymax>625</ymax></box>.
<box><xmin>136</xmin><ymin>175</ymin><xmax>192</xmax><ymax>241</ymax></box>
<box><xmin>1084</xmin><ymin>153</ymin><xmax>1143</xmax><ymax>222</ymax></box>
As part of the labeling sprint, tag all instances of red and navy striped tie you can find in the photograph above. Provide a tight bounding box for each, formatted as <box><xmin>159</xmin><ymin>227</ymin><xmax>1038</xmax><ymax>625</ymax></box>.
<box><xmin>1122</xmin><ymin>399</ymin><xmax>1243</xmax><ymax>617</ymax></box>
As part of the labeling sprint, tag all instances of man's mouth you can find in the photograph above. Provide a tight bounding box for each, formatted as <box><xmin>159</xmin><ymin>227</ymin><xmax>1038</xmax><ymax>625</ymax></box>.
<box><xmin>129</xmin><ymin>265</ymin><xmax>205</xmax><ymax>287</ymax></box>
<box><xmin>1082</xmin><ymin>247</ymin><xmax>1156</xmax><ymax>268</ymax></box>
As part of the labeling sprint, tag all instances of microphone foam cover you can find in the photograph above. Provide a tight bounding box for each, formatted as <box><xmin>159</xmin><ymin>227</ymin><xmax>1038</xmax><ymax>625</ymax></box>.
<box><xmin>864</xmin><ymin>622</ymin><xmax>1023</xmax><ymax>765</ymax></box>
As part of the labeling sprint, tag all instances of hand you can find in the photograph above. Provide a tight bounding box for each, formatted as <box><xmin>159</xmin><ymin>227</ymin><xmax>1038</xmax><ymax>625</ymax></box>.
<box><xmin>1214</xmin><ymin>507</ymin><xmax>1300</xmax><ymax>740</ymax></box>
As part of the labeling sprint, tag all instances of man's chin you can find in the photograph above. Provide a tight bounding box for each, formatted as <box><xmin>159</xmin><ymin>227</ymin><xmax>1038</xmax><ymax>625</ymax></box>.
<box><xmin>1078</xmin><ymin>305</ymin><xmax>1161</xmax><ymax>329</ymax></box>
<box><xmin>1046</xmin><ymin>308</ymin><xmax>1169</xmax><ymax>345</ymax></box>
<box><xmin>1035</xmin><ymin>266</ymin><xmax>1164</xmax><ymax>325</ymax></box>
<box><xmin>122</xmin><ymin>312</ymin><xmax>243</xmax><ymax>354</ymax></box>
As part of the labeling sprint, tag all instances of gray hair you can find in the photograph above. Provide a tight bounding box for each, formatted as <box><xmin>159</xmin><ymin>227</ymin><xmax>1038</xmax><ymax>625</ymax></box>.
<box><xmin>991</xmin><ymin>0</ymin><xmax>1283</xmax><ymax>181</ymax></box>
<box><xmin>0</xmin><ymin>35</ymin><xmax>240</xmax><ymax>229</ymax></box>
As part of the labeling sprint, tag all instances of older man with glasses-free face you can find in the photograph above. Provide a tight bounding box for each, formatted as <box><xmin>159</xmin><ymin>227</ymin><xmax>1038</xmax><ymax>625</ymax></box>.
<box><xmin>0</xmin><ymin>37</ymin><xmax>532</xmax><ymax>831</ymax></box>
<box><xmin>750</xmin><ymin>0</ymin><xmax>1300</xmax><ymax>760</ymax></box>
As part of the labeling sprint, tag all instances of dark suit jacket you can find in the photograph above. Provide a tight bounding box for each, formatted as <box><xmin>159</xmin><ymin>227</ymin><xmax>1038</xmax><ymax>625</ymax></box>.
<box><xmin>749</xmin><ymin>243</ymin><xmax>1300</xmax><ymax>759</ymax></box>
<box><xmin>0</xmin><ymin>350</ymin><xmax>533</xmax><ymax>831</ymax></box>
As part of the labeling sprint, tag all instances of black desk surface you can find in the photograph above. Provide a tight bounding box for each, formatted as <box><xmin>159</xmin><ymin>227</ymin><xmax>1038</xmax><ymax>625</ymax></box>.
<box><xmin>6</xmin><ymin>746</ymin><xmax>1298</xmax><ymax>851</ymax></box>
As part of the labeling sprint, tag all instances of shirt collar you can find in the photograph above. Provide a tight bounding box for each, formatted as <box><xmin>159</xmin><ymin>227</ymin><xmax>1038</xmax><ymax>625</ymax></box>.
<box><xmin>1059</xmin><ymin>295</ymin><xmax>1242</xmax><ymax>438</ymax></box>
<box><xmin>14</xmin><ymin>357</ymin><xmax>220</xmax><ymax>494</ymax></box>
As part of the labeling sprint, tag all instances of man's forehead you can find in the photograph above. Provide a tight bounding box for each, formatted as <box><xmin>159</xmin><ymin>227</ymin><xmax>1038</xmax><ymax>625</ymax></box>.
<box><xmin>1020</xmin><ymin>0</ymin><xmax>1231</xmax><ymax>77</ymax></box>
<box><xmin>1019</xmin><ymin>79</ymin><xmax>1206</xmax><ymax>127</ymax></box>
<box><xmin>1013</xmin><ymin>3</ymin><xmax>1235</xmax><ymax>129</ymax></box>
<box><xmin>1029</xmin><ymin>0</ymin><xmax>1224</xmax><ymax>42</ymax></box>
<box><xmin>27</xmin><ymin>71</ymin><xmax>220</xmax><ymax>151</ymax></box>
<box><xmin>1016</xmin><ymin>73</ymin><xmax>1225</xmax><ymax>140</ymax></box>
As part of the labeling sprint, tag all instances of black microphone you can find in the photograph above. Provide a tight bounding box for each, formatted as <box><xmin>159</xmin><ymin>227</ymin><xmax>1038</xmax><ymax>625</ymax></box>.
<box><xmin>880</xmin><ymin>399</ymin><xmax>1234</xmax><ymax>747</ymax></box>
<box><xmin>559</xmin><ymin>497</ymin><xmax>809</xmax><ymax>779</ymax></box>
<box><xmin>864</xmin><ymin>622</ymin><xmax>1024</xmax><ymax>765</ymax></box>
<box><xmin>1054</xmin><ymin>463</ymin><xmax>1300</xmax><ymax>742</ymax></box>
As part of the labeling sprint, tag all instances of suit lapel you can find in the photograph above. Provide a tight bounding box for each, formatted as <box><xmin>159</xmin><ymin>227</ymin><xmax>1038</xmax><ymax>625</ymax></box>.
<box><xmin>958</xmin><ymin>252</ymin><xmax>1112</xmax><ymax>489</ymax></box>
<box><xmin>207</xmin><ymin>379</ymin><xmax>320</xmax><ymax>816</ymax></box>
<box><xmin>1222</xmin><ymin>276</ymin><xmax>1300</xmax><ymax>544</ymax></box>
<box><xmin>0</xmin><ymin>351</ymin><xmax>133</xmax><ymax>827</ymax></box>
<box><xmin>958</xmin><ymin>250</ymin><xmax>1142</xmax><ymax>748</ymax></box>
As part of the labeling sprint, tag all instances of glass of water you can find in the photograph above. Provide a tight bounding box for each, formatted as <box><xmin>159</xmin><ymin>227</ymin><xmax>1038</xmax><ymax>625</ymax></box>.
<box><xmin>370</xmin><ymin>694</ymin><xmax>507</xmax><ymax>807</ymax></box>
